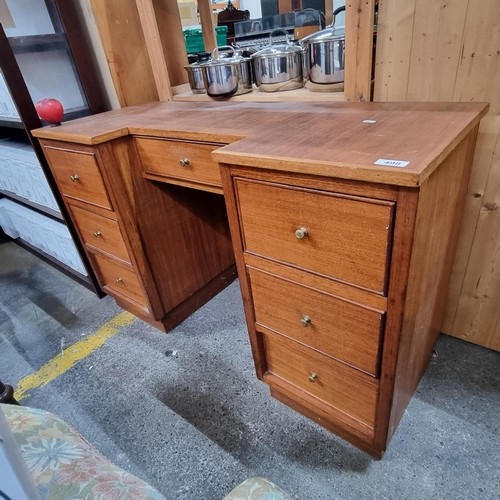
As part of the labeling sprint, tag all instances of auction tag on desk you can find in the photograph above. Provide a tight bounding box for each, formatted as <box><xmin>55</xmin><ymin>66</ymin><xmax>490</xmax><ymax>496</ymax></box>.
<box><xmin>374</xmin><ymin>158</ymin><xmax>410</xmax><ymax>168</ymax></box>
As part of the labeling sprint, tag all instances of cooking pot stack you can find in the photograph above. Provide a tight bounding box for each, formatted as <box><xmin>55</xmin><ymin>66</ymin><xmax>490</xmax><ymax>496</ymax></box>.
<box><xmin>183</xmin><ymin>6</ymin><xmax>345</xmax><ymax>97</ymax></box>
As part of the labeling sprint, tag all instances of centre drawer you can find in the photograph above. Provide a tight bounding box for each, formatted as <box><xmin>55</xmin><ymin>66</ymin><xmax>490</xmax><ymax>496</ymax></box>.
<box><xmin>235</xmin><ymin>179</ymin><xmax>394</xmax><ymax>294</ymax></box>
<box><xmin>43</xmin><ymin>146</ymin><xmax>112</xmax><ymax>210</ymax></box>
<box><xmin>248</xmin><ymin>267</ymin><xmax>384</xmax><ymax>376</ymax></box>
<box><xmin>69</xmin><ymin>205</ymin><xmax>131</xmax><ymax>264</ymax></box>
<box><xmin>263</xmin><ymin>332</ymin><xmax>378</xmax><ymax>428</ymax></box>
<box><xmin>135</xmin><ymin>137</ymin><xmax>223</xmax><ymax>190</ymax></box>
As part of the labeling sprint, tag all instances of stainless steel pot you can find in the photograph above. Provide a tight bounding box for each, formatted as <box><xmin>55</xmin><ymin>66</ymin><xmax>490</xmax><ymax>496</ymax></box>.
<box><xmin>302</xmin><ymin>6</ymin><xmax>345</xmax><ymax>84</ymax></box>
<box><xmin>184</xmin><ymin>52</ymin><xmax>211</xmax><ymax>94</ymax></box>
<box><xmin>251</xmin><ymin>30</ymin><xmax>304</xmax><ymax>92</ymax></box>
<box><xmin>200</xmin><ymin>46</ymin><xmax>252</xmax><ymax>98</ymax></box>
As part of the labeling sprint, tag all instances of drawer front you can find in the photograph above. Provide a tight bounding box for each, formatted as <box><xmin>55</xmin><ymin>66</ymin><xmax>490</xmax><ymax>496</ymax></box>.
<box><xmin>235</xmin><ymin>179</ymin><xmax>394</xmax><ymax>293</ymax></box>
<box><xmin>136</xmin><ymin>137</ymin><xmax>223</xmax><ymax>189</ymax></box>
<box><xmin>91</xmin><ymin>253</ymin><xmax>147</xmax><ymax>306</ymax></box>
<box><xmin>249</xmin><ymin>268</ymin><xmax>384</xmax><ymax>376</ymax></box>
<box><xmin>44</xmin><ymin>146</ymin><xmax>112</xmax><ymax>210</ymax></box>
<box><xmin>70</xmin><ymin>205</ymin><xmax>131</xmax><ymax>264</ymax></box>
<box><xmin>263</xmin><ymin>332</ymin><xmax>378</xmax><ymax>428</ymax></box>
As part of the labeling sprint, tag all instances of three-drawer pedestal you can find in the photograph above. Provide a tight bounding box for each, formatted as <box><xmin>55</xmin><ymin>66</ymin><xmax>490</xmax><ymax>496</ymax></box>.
<box><xmin>218</xmin><ymin>126</ymin><xmax>480</xmax><ymax>457</ymax></box>
<box><xmin>39</xmin><ymin>136</ymin><xmax>236</xmax><ymax>332</ymax></box>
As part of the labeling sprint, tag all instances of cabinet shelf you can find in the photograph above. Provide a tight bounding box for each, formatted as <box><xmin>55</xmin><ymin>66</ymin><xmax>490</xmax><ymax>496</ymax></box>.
<box><xmin>14</xmin><ymin>237</ymin><xmax>90</xmax><ymax>288</ymax></box>
<box><xmin>0</xmin><ymin>190</ymin><xmax>62</xmax><ymax>221</ymax></box>
<box><xmin>172</xmin><ymin>83</ymin><xmax>346</xmax><ymax>102</ymax></box>
<box><xmin>0</xmin><ymin>117</ymin><xmax>23</xmax><ymax>128</ymax></box>
<box><xmin>8</xmin><ymin>33</ymin><xmax>67</xmax><ymax>54</ymax></box>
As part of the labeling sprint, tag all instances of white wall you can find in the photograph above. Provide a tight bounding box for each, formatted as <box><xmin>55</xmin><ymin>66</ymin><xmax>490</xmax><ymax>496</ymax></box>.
<box><xmin>240</xmin><ymin>0</ymin><xmax>344</xmax><ymax>24</ymax></box>
<box><xmin>241</xmin><ymin>0</ymin><xmax>262</xmax><ymax>19</ymax></box>
<box><xmin>4</xmin><ymin>0</ymin><xmax>54</xmax><ymax>36</ymax></box>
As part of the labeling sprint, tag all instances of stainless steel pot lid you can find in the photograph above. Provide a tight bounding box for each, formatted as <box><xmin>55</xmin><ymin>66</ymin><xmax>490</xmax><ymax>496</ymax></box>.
<box><xmin>184</xmin><ymin>52</ymin><xmax>211</xmax><ymax>70</ymax></box>
<box><xmin>200</xmin><ymin>46</ymin><xmax>250</xmax><ymax>67</ymax></box>
<box><xmin>301</xmin><ymin>26</ymin><xmax>345</xmax><ymax>44</ymax></box>
<box><xmin>251</xmin><ymin>29</ymin><xmax>302</xmax><ymax>59</ymax></box>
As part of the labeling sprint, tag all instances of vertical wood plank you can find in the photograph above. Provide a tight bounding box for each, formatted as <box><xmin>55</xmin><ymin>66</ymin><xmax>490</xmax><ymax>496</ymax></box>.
<box><xmin>198</xmin><ymin>0</ymin><xmax>217</xmax><ymax>53</ymax></box>
<box><xmin>442</xmin><ymin>115</ymin><xmax>500</xmax><ymax>337</ymax></box>
<box><xmin>89</xmin><ymin>0</ymin><xmax>159</xmax><ymax>106</ymax></box>
<box><xmin>441</xmin><ymin>0</ymin><xmax>500</xmax><ymax>349</ymax></box>
<box><xmin>152</xmin><ymin>0</ymin><xmax>189</xmax><ymax>87</ymax></box>
<box><xmin>406</xmin><ymin>0</ymin><xmax>468</xmax><ymax>101</ymax></box>
<box><xmin>344</xmin><ymin>0</ymin><xmax>375</xmax><ymax>102</ymax></box>
<box><xmin>373</xmin><ymin>0</ymin><xmax>416</xmax><ymax>101</ymax></box>
<box><xmin>135</xmin><ymin>0</ymin><xmax>173</xmax><ymax>101</ymax></box>
<box><xmin>375</xmin><ymin>0</ymin><xmax>500</xmax><ymax>350</ymax></box>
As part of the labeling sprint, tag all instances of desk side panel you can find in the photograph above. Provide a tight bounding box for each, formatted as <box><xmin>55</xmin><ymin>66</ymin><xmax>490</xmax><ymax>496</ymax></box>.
<box><xmin>385</xmin><ymin>125</ymin><xmax>480</xmax><ymax>444</ymax></box>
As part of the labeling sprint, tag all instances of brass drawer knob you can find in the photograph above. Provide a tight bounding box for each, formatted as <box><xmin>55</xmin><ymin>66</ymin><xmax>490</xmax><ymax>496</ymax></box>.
<box><xmin>300</xmin><ymin>315</ymin><xmax>311</xmax><ymax>327</ymax></box>
<box><xmin>70</xmin><ymin>174</ymin><xmax>80</xmax><ymax>182</ymax></box>
<box><xmin>308</xmin><ymin>372</ymin><xmax>318</xmax><ymax>383</ymax></box>
<box><xmin>179</xmin><ymin>158</ymin><xmax>190</xmax><ymax>167</ymax></box>
<box><xmin>115</xmin><ymin>277</ymin><xmax>123</xmax><ymax>284</ymax></box>
<box><xmin>295</xmin><ymin>227</ymin><xmax>308</xmax><ymax>239</ymax></box>
<box><xmin>93</xmin><ymin>230</ymin><xmax>102</xmax><ymax>238</ymax></box>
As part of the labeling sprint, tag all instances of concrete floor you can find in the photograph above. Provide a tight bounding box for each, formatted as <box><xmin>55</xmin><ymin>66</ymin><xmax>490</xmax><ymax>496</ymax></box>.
<box><xmin>1</xmin><ymin>240</ymin><xmax>499</xmax><ymax>500</ymax></box>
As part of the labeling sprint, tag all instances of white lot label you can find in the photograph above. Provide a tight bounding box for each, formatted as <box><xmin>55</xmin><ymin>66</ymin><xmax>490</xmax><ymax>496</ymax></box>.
<box><xmin>374</xmin><ymin>158</ymin><xmax>410</xmax><ymax>168</ymax></box>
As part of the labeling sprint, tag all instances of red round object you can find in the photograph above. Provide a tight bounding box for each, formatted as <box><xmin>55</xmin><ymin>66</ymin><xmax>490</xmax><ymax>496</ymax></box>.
<box><xmin>35</xmin><ymin>98</ymin><xmax>64</xmax><ymax>124</ymax></box>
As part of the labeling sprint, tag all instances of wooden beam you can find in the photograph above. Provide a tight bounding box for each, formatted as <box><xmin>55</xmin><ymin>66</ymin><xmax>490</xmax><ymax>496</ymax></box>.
<box><xmin>152</xmin><ymin>0</ymin><xmax>189</xmax><ymax>87</ymax></box>
<box><xmin>344</xmin><ymin>0</ymin><xmax>375</xmax><ymax>102</ymax></box>
<box><xmin>89</xmin><ymin>0</ymin><xmax>158</xmax><ymax>106</ymax></box>
<box><xmin>198</xmin><ymin>0</ymin><xmax>217</xmax><ymax>53</ymax></box>
<box><xmin>136</xmin><ymin>0</ymin><xmax>173</xmax><ymax>101</ymax></box>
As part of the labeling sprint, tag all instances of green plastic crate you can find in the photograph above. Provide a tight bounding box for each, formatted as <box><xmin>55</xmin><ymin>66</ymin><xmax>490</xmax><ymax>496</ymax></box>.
<box><xmin>183</xmin><ymin>25</ymin><xmax>228</xmax><ymax>54</ymax></box>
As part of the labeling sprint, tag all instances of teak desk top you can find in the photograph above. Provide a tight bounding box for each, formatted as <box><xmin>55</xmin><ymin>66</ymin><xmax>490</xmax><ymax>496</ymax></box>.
<box><xmin>33</xmin><ymin>101</ymin><xmax>488</xmax><ymax>187</ymax></box>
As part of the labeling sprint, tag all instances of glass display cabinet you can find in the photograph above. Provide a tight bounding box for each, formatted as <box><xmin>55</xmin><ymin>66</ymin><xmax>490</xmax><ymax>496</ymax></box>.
<box><xmin>0</xmin><ymin>0</ymin><xmax>107</xmax><ymax>290</ymax></box>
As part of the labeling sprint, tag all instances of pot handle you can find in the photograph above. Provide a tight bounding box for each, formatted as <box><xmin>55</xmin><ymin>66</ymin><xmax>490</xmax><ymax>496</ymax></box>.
<box><xmin>268</xmin><ymin>28</ymin><xmax>291</xmax><ymax>46</ymax></box>
<box><xmin>329</xmin><ymin>5</ymin><xmax>346</xmax><ymax>28</ymax></box>
<box><xmin>296</xmin><ymin>8</ymin><xmax>326</xmax><ymax>29</ymax></box>
<box><xmin>211</xmin><ymin>45</ymin><xmax>235</xmax><ymax>60</ymax></box>
<box><xmin>323</xmin><ymin>5</ymin><xmax>346</xmax><ymax>29</ymax></box>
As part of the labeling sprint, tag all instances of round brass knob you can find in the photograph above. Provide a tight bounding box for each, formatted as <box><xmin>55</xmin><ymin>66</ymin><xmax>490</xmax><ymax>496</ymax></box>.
<box><xmin>308</xmin><ymin>372</ymin><xmax>318</xmax><ymax>383</ymax></box>
<box><xmin>115</xmin><ymin>277</ymin><xmax>123</xmax><ymax>284</ymax></box>
<box><xmin>179</xmin><ymin>158</ymin><xmax>190</xmax><ymax>167</ymax></box>
<box><xmin>301</xmin><ymin>315</ymin><xmax>311</xmax><ymax>327</ymax></box>
<box><xmin>295</xmin><ymin>227</ymin><xmax>308</xmax><ymax>239</ymax></box>
<box><xmin>93</xmin><ymin>230</ymin><xmax>102</xmax><ymax>238</ymax></box>
<box><xmin>70</xmin><ymin>174</ymin><xmax>80</xmax><ymax>182</ymax></box>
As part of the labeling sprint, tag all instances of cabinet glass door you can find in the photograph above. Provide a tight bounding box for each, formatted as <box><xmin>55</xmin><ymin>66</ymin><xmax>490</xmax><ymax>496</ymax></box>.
<box><xmin>2</xmin><ymin>0</ymin><xmax>90</xmax><ymax>121</ymax></box>
<box><xmin>0</xmin><ymin>68</ymin><xmax>20</xmax><ymax>125</ymax></box>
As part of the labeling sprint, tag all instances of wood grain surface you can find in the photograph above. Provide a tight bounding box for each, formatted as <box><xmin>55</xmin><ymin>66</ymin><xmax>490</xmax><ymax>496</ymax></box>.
<box><xmin>374</xmin><ymin>0</ymin><xmax>500</xmax><ymax>351</ymax></box>
<box><xmin>32</xmin><ymin>101</ymin><xmax>488</xmax><ymax>187</ymax></box>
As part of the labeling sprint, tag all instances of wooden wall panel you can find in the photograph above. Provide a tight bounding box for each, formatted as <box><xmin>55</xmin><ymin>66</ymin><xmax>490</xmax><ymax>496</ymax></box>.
<box><xmin>373</xmin><ymin>0</ymin><xmax>416</xmax><ymax>101</ymax></box>
<box><xmin>136</xmin><ymin>0</ymin><xmax>173</xmax><ymax>101</ymax></box>
<box><xmin>344</xmin><ymin>0</ymin><xmax>375</xmax><ymax>102</ymax></box>
<box><xmin>406</xmin><ymin>0</ymin><xmax>468</xmax><ymax>100</ymax></box>
<box><xmin>374</xmin><ymin>0</ymin><xmax>500</xmax><ymax>351</ymax></box>
<box><xmin>90</xmin><ymin>0</ymin><xmax>159</xmax><ymax>106</ymax></box>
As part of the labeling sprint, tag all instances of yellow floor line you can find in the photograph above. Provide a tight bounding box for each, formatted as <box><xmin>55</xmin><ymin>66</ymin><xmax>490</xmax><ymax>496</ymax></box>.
<box><xmin>15</xmin><ymin>310</ymin><xmax>135</xmax><ymax>401</ymax></box>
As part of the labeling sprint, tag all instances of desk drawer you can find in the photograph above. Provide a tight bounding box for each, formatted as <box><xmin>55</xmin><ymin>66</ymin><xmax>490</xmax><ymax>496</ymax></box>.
<box><xmin>136</xmin><ymin>137</ymin><xmax>223</xmax><ymax>189</ymax></box>
<box><xmin>70</xmin><ymin>205</ymin><xmax>130</xmax><ymax>264</ymax></box>
<box><xmin>249</xmin><ymin>267</ymin><xmax>384</xmax><ymax>376</ymax></box>
<box><xmin>235</xmin><ymin>179</ymin><xmax>394</xmax><ymax>293</ymax></box>
<box><xmin>44</xmin><ymin>146</ymin><xmax>112</xmax><ymax>210</ymax></box>
<box><xmin>91</xmin><ymin>253</ymin><xmax>147</xmax><ymax>306</ymax></box>
<box><xmin>263</xmin><ymin>332</ymin><xmax>378</xmax><ymax>428</ymax></box>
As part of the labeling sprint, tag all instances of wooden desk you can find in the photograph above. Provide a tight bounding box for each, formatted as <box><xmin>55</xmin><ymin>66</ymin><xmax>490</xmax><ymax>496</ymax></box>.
<box><xmin>33</xmin><ymin>100</ymin><xmax>487</xmax><ymax>457</ymax></box>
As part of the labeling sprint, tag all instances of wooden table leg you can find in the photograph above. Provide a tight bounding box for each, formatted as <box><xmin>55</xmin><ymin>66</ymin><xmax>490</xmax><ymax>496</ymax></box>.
<box><xmin>0</xmin><ymin>379</ymin><xmax>19</xmax><ymax>405</ymax></box>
